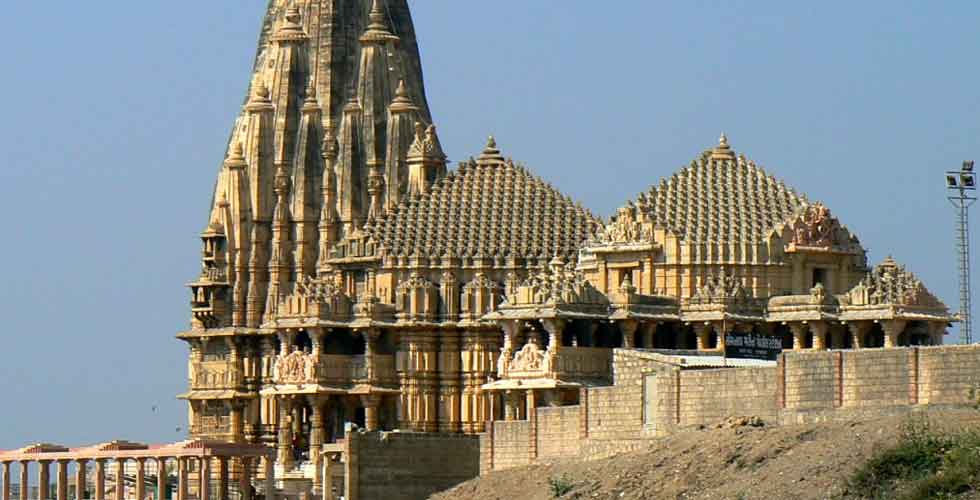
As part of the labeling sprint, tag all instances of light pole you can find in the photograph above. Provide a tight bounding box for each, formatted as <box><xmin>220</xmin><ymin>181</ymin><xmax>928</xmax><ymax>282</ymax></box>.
<box><xmin>946</xmin><ymin>160</ymin><xmax>976</xmax><ymax>344</ymax></box>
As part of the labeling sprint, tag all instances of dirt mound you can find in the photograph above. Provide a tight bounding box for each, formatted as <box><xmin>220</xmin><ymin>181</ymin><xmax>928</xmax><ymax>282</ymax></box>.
<box><xmin>431</xmin><ymin>409</ymin><xmax>980</xmax><ymax>500</ymax></box>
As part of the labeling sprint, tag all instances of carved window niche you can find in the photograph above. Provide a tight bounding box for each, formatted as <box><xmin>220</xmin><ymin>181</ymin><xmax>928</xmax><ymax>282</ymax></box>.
<box><xmin>203</xmin><ymin>340</ymin><xmax>230</xmax><ymax>362</ymax></box>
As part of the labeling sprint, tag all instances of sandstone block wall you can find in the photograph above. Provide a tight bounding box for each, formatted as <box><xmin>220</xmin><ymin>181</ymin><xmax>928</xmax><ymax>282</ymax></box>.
<box><xmin>486</xmin><ymin>421</ymin><xmax>531</xmax><ymax>470</ymax></box>
<box><xmin>783</xmin><ymin>351</ymin><xmax>838</xmax><ymax>409</ymax></box>
<box><xmin>918</xmin><ymin>346</ymin><xmax>980</xmax><ymax>404</ymax></box>
<box><xmin>842</xmin><ymin>349</ymin><xmax>910</xmax><ymax>407</ymax></box>
<box><xmin>677</xmin><ymin>367</ymin><xmax>778</xmax><ymax>426</ymax></box>
<box><xmin>480</xmin><ymin>345</ymin><xmax>980</xmax><ymax>472</ymax></box>
<box><xmin>536</xmin><ymin>406</ymin><xmax>580</xmax><ymax>459</ymax></box>
<box><xmin>348</xmin><ymin>431</ymin><xmax>479</xmax><ymax>500</ymax></box>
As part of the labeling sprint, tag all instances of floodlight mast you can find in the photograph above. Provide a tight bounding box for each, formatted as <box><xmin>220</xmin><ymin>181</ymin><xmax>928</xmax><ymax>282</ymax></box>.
<box><xmin>947</xmin><ymin>160</ymin><xmax>976</xmax><ymax>344</ymax></box>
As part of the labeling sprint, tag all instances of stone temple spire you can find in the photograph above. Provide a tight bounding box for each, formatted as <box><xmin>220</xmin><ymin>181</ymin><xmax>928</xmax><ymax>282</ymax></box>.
<box><xmin>190</xmin><ymin>0</ymin><xmax>437</xmax><ymax>331</ymax></box>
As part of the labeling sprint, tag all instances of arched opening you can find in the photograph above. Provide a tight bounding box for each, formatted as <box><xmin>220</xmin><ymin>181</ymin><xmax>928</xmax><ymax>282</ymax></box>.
<box><xmin>865</xmin><ymin>323</ymin><xmax>885</xmax><ymax>348</ymax></box>
<box><xmin>375</xmin><ymin>330</ymin><xmax>397</xmax><ymax>355</ymax></box>
<box><xmin>775</xmin><ymin>324</ymin><xmax>794</xmax><ymax>350</ymax></box>
<box><xmin>905</xmin><ymin>321</ymin><xmax>933</xmax><ymax>345</ymax></box>
<box><xmin>593</xmin><ymin>322</ymin><xmax>622</xmax><ymax>348</ymax></box>
<box><xmin>679</xmin><ymin>325</ymin><xmax>698</xmax><ymax>350</ymax></box>
<box><xmin>293</xmin><ymin>330</ymin><xmax>313</xmax><ymax>352</ymax></box>
<box><xmin>322</xmin><ymin>330</ymin><xmax>364</xmax><ymax>355</ymax></box>
<box><xmin>707</xmin><ymin>331</ymin><xmax>719</xmax><ymax>350</ymax></box>
<box><xmin>652</xmin><ymin>323</ymin><xmax>679</xmax><ymax>349</ymax></box>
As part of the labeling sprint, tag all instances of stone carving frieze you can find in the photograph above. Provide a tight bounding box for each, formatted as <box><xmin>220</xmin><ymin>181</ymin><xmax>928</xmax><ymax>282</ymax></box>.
<box><xmin>508</xmin><ymin>258</ymin><xmax>607</xmax><ymax>307</ymax></box>
<box><xmin>505</xmin><ymin>339</ymin><xmax>553</xmax><ymax>375</ymax></box>
<box><xmin>592</xmin><ymin>201</ymin><xmax>654</xmax><ymax>245</ymax></box>
<box><xmin>848</xmin><ymin>257</ymin><xmax>946</xmax><ymax>309</ymax></box>
<box><xmin>690</xmin><ymin>273</ymin><xmax>751</xmax><ymax>305</ymax></box>
<box><xmin>296</xmin><ymin>275</ymin><xmax>345</xmax><ymax>303</ymax></box>
<box><xmin>786</xmin><ymin>203</ymin><xmax>858</xmax><ymax>253</ymax></box>
<box><xmin>274</xmin><ymin>350</ymin><xmax>318</xmax><ymax>385</ymax></box>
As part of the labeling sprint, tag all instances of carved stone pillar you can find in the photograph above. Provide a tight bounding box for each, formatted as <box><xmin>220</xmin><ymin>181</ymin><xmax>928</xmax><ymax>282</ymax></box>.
<box><xmin>307</xmin><ymin>396</ymin><xmax>324</xmax><ymax>493</ymax></box>
<box><xmin>361</xmin><ymin>329</ymin><xmax>379</xmax><ymax>384</ymax></box>
<box><xmin>498</xmin><ymin>321</ymin><xmax>520</xmax><ymax>378</ymax></box>
<box><xmin>361</xmin><ymin>395</ymin><xmax>381</xmax><ymax>432</ymax></box>
<box><xmin>114</xmin><ymin>459</ymin><xmax>124</xmax><ymax>500</ymax></box>
<box><xmin>2</xmin><ymin>462</ymin><xmax>10</xmax><ymax>500</ymax></box>
<box><xmin>199</xmin><ymin>458</ymin><xmax>211</xmax><ymax>500</ymax></box>
<box><xmin>789</xmin><ymin>323</ymin><xmax>808</xmax><ymax>351</ymax></box>
<box><xmin>176</xmin><ymin>458</ymin><xmax>187</xmax><ymax>500</ymax></box>
<box><xmin>882</xmin><ymin>320</ymin><xmax>907</xmax><ymax>348</ymax></box>
<box><xmin>16</xmin><ymin>462</ymin><xmax>27</xmax><ymax>500</ymax></box>
<box><xmin>156</xmin><ymin>459</ymin><xmax>167</xmax><ymax>500</ymax></box>
<box><xmin>848</xmin><ymin>322</ymin><xmax>870</xmax><ymax>349</ymax></box>
<box><xmin>810</xmin><ymin>321</ymin><xmax>829</xmax><ymax>351</ymax></box>
<box><xmin>135</xmin><ymin>459</ymin><xmax>146</xmax><ymax>500</ymax></box>
<box><xmin>711</xmin><ymin>322</ymin><xmax>727</xmax><ymax>351</ymax></box>
<box><xmin>94</xmin><ymin>459</ymin><xmax>106</xmax><ymax>500</ymax></box>
<box><xmin>73</xmin><ymin>460</ymin><xmax>85</xmax><ymax>500</ymax></box>
<box><xmin>618</xmin><ymin>319</ymin><xmax>637</xmax><ymax>349</ymax></box>
<box><xmin>56</xmin><ymin>460</ymin><xmax>68</xmax><ymax>500</ymax></box>
<box><xmin>38</xmin><ymin>461</ymin><xmax>50</xmax><ymax>500</ymax></box>
<box><xmin>438</xmin><ymin>330</ymin><xmax>462</xmax><ymax>433</ymax></box>
<box><xmin>276</xmin><ymin>399</ymin><xmax>294</xmax><ymax>469</ymax></box>
<box><xmin>693</xmin><ymin>323</ymin><xmax>710</xmax><ymax>351</ymax></box>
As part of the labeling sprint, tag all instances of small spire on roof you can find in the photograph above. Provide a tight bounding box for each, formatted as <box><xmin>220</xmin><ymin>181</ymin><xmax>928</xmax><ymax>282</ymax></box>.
<box><xmin>710</xmin><ymin>132</ymin><xmax>735</xmax><ymax>160</ymax></box>
<box><xmin>390</xmin><ymin>80</ymin><xmax>418</xmax><ymax>112</ymax></box>
<box><xmin>272</xmin><ymin>6</ymin><xmax>308</xmax><ymax>43</ymax></box>
<box><xmin>224</xmin><ymin>142</ymin><xmax>247</xmax><ymax>169</ymax></box>
<box><xmin>361</xmin><ymin>0</ymin><xmax>397</xmax><ymax>42</ymax></box>
<box><xmin>477</xmin><ymin>136</ymin><xmax>505</xmax><ymax>166</ymax></box>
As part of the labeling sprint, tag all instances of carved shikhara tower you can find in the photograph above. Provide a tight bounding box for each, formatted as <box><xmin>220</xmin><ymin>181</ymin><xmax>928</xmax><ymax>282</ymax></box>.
<box><xmin>179</xmin><ymin>0</ymin><xmax>954</xmax><ymax>491</ymax></box>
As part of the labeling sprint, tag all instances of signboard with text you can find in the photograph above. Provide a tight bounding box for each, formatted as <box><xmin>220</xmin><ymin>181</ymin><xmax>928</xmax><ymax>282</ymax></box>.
<box><xmin>724</xmin><ymin>332</ymin><xmax>782</xmax><ymax>361</ymax></box>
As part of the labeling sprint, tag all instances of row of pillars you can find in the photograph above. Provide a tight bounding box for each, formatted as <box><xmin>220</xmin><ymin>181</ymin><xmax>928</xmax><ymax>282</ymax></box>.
<box><xmin>0</xmin><ymin>457</ymin><xmax>272</xmax><ymax>500</ymax></box>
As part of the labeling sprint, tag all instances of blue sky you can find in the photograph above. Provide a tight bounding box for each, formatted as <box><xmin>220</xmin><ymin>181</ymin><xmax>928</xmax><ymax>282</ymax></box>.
<box><xmin>0</xmin><ymin>1</ymin><xmax>977</xmax><ymax>449</ymax></box>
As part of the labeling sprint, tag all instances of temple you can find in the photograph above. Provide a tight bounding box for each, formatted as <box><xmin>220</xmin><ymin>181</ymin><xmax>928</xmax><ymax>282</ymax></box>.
<box><xmin>174</xmin><ymin>0</ymin><xmax>956</xmax><ymax>498</ymax></box>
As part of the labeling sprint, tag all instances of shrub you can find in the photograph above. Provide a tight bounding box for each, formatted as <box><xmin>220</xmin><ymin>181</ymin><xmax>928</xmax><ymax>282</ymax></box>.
<box><xmin>548</xmin><ymin>474</ymin><xmax>575</xmax><ymax>498</ymax></box>
<box><xmin>845</xmin><ymin>416</ymin><xmax>980</xmax><ymax>499</ymax></box>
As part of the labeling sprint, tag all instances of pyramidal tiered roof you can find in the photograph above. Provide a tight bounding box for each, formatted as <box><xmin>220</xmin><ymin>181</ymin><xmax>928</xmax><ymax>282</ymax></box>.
<box><xmin>370</xmin><ymin>139</ymin><xmax>602</xmax><ymax>261</ymax></box>
<box><xmin>634</xmin><ymin>135</ymin><xmax>807</xmax><ymax>243</ymax></box>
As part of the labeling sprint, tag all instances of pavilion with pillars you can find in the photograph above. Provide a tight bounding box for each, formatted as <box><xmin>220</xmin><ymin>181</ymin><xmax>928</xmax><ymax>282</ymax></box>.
<box><xmin>0</xmin><ymin>441</ymin><xmax>272</xmax><ymax>500</ymax></box>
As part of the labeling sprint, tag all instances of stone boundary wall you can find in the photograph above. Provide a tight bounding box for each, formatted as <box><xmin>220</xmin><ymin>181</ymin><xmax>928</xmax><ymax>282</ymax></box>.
<box><xmin>676</xmin><ymin>367</ymin><xmax>779</xmax><ymax>427</ymax></box>
<box><xmin>347</xmin><ymin>431</ymin><xmax>479</xmax><ymax>500</ymax></box>
<box><xmin>780</xmin><ymin>345</ymin><xmax>980</xmax><ymax>424</ymax></box>
<box><xmin>481</xmin><ymin>345</ymin><xmax>980</xmax><ymax>472</ymax></box>
<box><xmin>536</xmin><ymin>406</ymin><xmax>581</xmax><ymax>460</ymax></box>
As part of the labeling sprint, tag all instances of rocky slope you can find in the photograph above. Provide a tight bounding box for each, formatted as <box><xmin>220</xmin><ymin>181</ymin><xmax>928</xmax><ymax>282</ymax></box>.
<box><xmin>431</xmin><ymin>409</ymin><xmax>980</xmax><ymax>500</ymax></box>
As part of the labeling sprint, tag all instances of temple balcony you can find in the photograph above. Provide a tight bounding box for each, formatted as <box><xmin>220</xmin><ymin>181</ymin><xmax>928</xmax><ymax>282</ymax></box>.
<box><xmin>271</xmin><ymin>352</ymin><xmax>398</xmax><ymax>390</ymax></box>
<box><xmin>486</xmin><ymin>341</ymin><xmax>613</xmax><ymax>391</ymax></box>
<box><xmin>189</xmin><ymin>360</ymin><xmax>242</xmax><ymax>391</ymax></box>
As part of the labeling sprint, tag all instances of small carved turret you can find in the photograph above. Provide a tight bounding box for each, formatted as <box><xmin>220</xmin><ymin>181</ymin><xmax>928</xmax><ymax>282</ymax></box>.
<box><xmin>407</xmin><ymin>122</ymin><xmax>447</xmax><ymax>196</ymax></box>
<box><xmin>386</xmin><ymin>80</ymin><xmax>422</xmax><ymax>211</ymax></box>
<box><xmin>476</xmin><ymin>136</ymin><xmax>505</xmax><ymax>166</ymax></box>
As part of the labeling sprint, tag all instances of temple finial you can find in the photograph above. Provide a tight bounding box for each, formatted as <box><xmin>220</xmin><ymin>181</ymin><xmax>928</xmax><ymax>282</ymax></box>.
<box><xmin>710</xmin><ymin>132</ymin><xmax>734</xmax><ymax>160</ymax></box>
<box><xmin>362</xmin><ymin>0</ymin><xmax>396</xmax><ymax>41</ymax></box>
<box><xmin>477</xmin><ymin>135</ymin><xmax>504</xmax><ymax>166</ymax></box>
